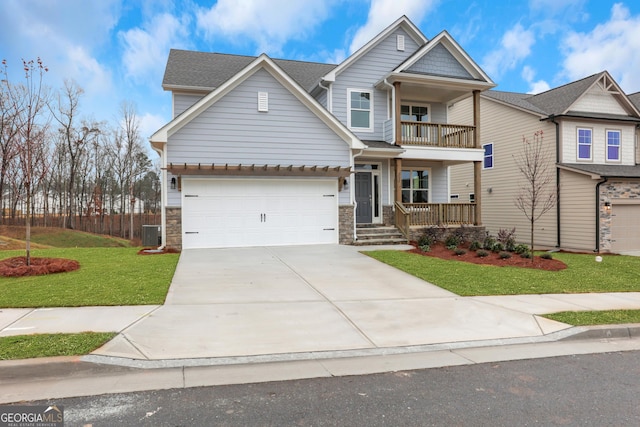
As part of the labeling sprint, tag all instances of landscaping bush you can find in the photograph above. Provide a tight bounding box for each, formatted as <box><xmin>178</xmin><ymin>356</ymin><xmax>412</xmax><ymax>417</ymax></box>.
<box><xmin>420</xmin><ymin>244</ymin><xmax>431</xmax><ymax>252</ymax></box>
<box><xmin>491</xmin><ymin>242</ymin><xmax>505</xmax><ymax>253</ymax></box>
<box><xmin>476</xmin><ymin>249</ymin><xmax>489</xmax><ymax>258</ymax></box>
<box><xmin>520</xmin><ymin>252</ymin><xmax>533</xmax><ymax>259</ymax></box>
<box><xmin>483</xmin><ymin>236</ymin><xmax>497</xmax><ymax>251</ymax></box>
<box><xmin>499</xmin><ymin>251</ymin><xmax>512</xmax><ymax>259</ymax></box>
<box><xmin>469</xmin><ymin>240</ymin><xmax>481</xmax><ymax>251</ymax></box>
<box><xmin>453</xmin><ymin>248</ymin><xmax>467</xmax><ymax>256</ymax></box>
<box><xmin>514</xmin><ymin>244</ymin><xmax>530</xmax><ymax>255</ymax></box>
<box><xmin>446</xmin><ymin>244</ymin><xmax>458</xmax><ymax>250</ymax></box>
<box><xmin>444</xmin><ymin>233</ymin><xmax>462</xmax><ymax>248</ymax></box>
<box><xmin>419</xmin><ymin>227</ymin><xmax>443</xmax><ymax>247</ymax></box>
<box><xmin>541</xmin><ymin>253</ymin><xmax>553</xmax><ymax>260</ymax></box>
<box><xmin>417</xmin><ymin>234</ymin><xmax>433</xmax><ymax>248</ymax></box>
<box><xmin>497</xmin><ymin>228</ymin><xmax>517</xmax><ymax>251</ymax></box>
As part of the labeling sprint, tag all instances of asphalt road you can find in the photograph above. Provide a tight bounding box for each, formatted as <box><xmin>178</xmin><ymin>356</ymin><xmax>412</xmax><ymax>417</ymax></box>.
<box><xmin>32</xmin><ymin>350</ymin><xmax>640</xmax><ymax>426</ymax></box>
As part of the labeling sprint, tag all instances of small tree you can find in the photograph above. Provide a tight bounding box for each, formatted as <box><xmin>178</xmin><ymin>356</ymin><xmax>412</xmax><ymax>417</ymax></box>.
<box><xmin>514</xmin><ymin>130</ymin><xmax>556</xmax><ymax>260</ymax></box>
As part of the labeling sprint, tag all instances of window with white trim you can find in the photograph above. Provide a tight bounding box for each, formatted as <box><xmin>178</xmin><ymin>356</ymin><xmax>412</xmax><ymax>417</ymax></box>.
<box><xmin>401</xmin><ymin>169</ymin><xmax>429</xmax><ymax>203</ymax></box>
<box><xmin>348</xmin><ymin>89</ymin><xmax>373</xmax><ymax>131</ymax></box>
<box><xmin>483</xmin><ymin>143</ymin><xmax>493</xmax><ymax>169</ymax></box>
<box><xmin>606</xmin><ymin>129</ymin><xmax>621</xmax><ymax>161</ymax></box>
<box><xmin>577</xmin><ymin>128</ymin><xmax>592</xmax><ymax>160</ymax></box>
<box><xmin>469</xmin><ymin>193</ymin><xmax>475</xmax><ymax>203</ymax></box>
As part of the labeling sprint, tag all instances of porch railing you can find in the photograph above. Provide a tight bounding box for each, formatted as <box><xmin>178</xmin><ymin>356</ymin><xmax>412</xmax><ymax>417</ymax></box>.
<box><xmin>395</xmin><ymin>202</ymin><xmax>476</xmax><ymax>237</ymax></box>
<box><xmin>400</xmin><ymin>122</ymin><xmax>476</xmax><ymax>148</ymax></box>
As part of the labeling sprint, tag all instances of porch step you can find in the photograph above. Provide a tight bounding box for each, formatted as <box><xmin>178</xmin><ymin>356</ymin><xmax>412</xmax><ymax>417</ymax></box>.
<box><xmin>354</xmin><ymin>225</ymin><xmax>409</xmax><ymax>246</ymax></box>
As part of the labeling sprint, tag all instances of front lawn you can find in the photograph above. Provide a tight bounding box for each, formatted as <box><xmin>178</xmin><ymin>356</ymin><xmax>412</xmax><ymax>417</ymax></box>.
<box><xmin>545</xmin><ymin>310</ymin><xmax>640</xmax><ymax>326</ymax></box>
<box><xmin>365</xmin><ymin>250</ymin><xmax>640</xmax><ymax>295</ymax></box>
<box><xmin>0</xmin><ymin>248</ymin><xmax>179</xmax><ymax>307</ymax></box>
<box><xmin>0</xmin><ymin>332</ymin><xmax>116</xmax><ymax>360</ymax></box>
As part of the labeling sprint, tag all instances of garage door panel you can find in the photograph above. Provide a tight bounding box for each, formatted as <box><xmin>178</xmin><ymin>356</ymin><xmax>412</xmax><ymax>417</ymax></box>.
<box><xmin>182</xmin><ymin>179</ymin><xmax>338</xmax><ymax>249</ymax></box>
<box><xmin>611</xmin><ymin>204</ymin><xmax>640</xmax><ymax>252</ymax></box>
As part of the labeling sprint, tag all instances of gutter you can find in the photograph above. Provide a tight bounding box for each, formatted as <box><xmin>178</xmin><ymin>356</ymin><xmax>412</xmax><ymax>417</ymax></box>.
<box><xmin>149</xmin><ymin>140</ymin><xmax>167</xmax><ymax>250</ymax></box>
<box><xmin>550</xmin><ymin>115</ymin><xmax>561</xmax><ymax>248</ymax></box>
<box><xmin>318</xmin><ymin>80</ymin><xmax>332</xmax><ymax>112</ymax></box>
<box><xmin>594</xmin><ymin>177</ymin><xmax>608</xmax><ymax>253</ymax></box>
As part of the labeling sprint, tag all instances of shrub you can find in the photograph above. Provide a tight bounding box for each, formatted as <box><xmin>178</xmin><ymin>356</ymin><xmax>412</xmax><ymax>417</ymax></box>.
<box><xmin>417</xmin><ymin>234</ymin><xmax>433</xmax><ymax>248</ymax></box>
<box><xmin>497</xmin><ymin>228</ymin><xmax>517</xmax><ymax>250</ymax></box>
<box><xmin>499</xmin><ymin>251</ymin><xmax>512</xmax><ymax>259</ymax></box>
<box><xmin>446</xmin><ymin>244</ymin><xmax>458</xmax><ymax>250</ymax></box>
<box><xmin>483</xmin><ymin>236</ymin><xmax>497</xmax><ymax>251</ymax></box>
<box><xmin>520</xmin><ymin>252</ymin><xmax>533</xmax><ymax>259</ymax></box>
<box><xmin>419</xmin><ymin>244</ymin><xmax>431</xmax><ymax>252</ymax></box>
<box><xmin>492</xmin><ymin>242</ymin><xmax>505</xmax><ymax>253</ymax></box>
<box><xmin>453</xmin><ymin>248</ymin><xmax>467</xmax><ymax>256</ymax></box>
<box><xmin>419</xmin><ymin>227</ymin><xmax>443</xmax><ymax>247</ymax></box>
<box><xmin>505</xmin><ymin>240</ymin><xmax>516</xmax><ymax>252</ymax></box>
<box><xmin>540</xmin><ymin>253</ymin><xmax>553</xmax><ymax>260</ymax></box>
<box><xmin>476</xmin><ymin>249</ymin><xmax>489</xmax><ymax>258</ymax></box>
<box><xmin>469</xmin><ymin>240</ymin><xmax>481</xmax><ymax>251</ymax></box>
<box><xmin>514</xmin><ymin>244</ymin><xmax>530</xmax><ymax>255</ymax></box>
<box><xmin>444</xmin><ymin>234</ymin><xmax>462</xmax><ymax>248</ymax></box>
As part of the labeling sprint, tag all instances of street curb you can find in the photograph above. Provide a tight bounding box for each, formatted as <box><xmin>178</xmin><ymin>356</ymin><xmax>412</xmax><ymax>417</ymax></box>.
<box><xmin>557</xmin><ymin>324</ymin><xmax>640</xmax><ymax>341</ymax></box>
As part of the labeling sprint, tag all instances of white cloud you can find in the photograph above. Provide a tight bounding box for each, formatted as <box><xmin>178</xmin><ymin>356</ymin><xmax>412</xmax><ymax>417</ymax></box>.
<box><xmin>119</xmin><ymin>12</ymin><xmax>190</xmax><ymax>82</ymax></box>
<box><xmin>561</xmin><ymin>3</ymin><xmax>640</xmax><ymax>93</ymax></box>
<box><xmin>522</xmin><ymin>66</ymin><xmax>550</xmax><ymax>94</ymax></box>
<box><xmin>196</xmin><ymin>0</ymin><xmax>337</xmax><ymax>55</ymax></box>
<box><xmin>139</xmin><ymin>112</ymin><xmax>168</xmax><ymax>140</ymax></box>
<box><xmin>482</xmin><ymin>23</ymin><xmax>536</xmax><ymax>80</ymax></box>
<box><xmin>349</xmin><ymin>0</ymin><xmax>438</xmax><ymax>54</ymax></box>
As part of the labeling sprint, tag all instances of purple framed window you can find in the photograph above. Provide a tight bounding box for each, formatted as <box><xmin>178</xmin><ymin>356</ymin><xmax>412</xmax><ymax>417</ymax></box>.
<box><xmin>483</xmin><ymin>143</ymin><xmax>493</xmax><ymax>169</ymax></box>
<box><xmin>577</xmin><ymin>128</ymin><xmax>592</xmax><ymax>160</ymax></box>
<box><xmin>606</xmin><ymin>130</ymin><xmax>620</xmax><ymax>161</ymax></box>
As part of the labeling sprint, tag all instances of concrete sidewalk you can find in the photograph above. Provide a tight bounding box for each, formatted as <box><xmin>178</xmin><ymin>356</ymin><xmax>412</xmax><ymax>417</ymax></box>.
<box><xmin>1</xmin><ymin>244</ymin><xmax>640</xmax><ymax>403</ymax></box>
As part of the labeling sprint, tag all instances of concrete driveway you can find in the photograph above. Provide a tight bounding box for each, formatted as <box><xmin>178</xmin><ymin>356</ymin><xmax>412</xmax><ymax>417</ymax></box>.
<box><xmin>95</xmin><ymin>245</ymin><xmax>567</xmax><ymax>360</ymax></box>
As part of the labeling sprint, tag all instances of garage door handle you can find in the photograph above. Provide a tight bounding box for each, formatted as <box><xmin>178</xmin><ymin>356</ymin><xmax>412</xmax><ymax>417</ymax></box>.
<box><xmin>185</xmin><ymin>232</ymin><xmax>199</xmax><ymax>234</ymax></box>
<box><xmin>323</xmin><ymin>228</ymin><xmax>335</xmax><ymax>231</ymax></box>
<box><xmin>260</xmin><ymin>213</ymin><xmax>267</xmax><ymax>222</ymax></box>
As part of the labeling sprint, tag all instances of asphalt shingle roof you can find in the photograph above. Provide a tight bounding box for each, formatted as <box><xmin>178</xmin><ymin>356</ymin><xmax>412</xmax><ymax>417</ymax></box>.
<box><xmin>560</xmin><ymin>163</ymin><xmax>640</xmax><ymax>178</ymax></box>
<box><xmin>628</xmin><ymin>92</ymin><xmax>640</xmax><ymax>111</ymax></box>
<box><xmin>162</xmin><ymin>49</ymin><xmax>337</xmax><ymax>92</ymax></box>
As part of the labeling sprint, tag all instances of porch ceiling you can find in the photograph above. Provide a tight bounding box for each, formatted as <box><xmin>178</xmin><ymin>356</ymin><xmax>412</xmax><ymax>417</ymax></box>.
<box><xmin>377</xmin><ymin>72</ymin><xmax>494</xmax><ymax>103</ymax></box>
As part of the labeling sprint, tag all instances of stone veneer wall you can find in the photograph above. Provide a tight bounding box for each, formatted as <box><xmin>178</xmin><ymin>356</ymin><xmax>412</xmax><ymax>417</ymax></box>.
<box><xmin>339</xmin><ymin>205</ymin><xmax>355</xmax><ymax>244</ymax></box>
<box><xmin>165</xmin><ymin>207</ymin><xmax>182</xmax><ymax>250</ymax></box>
<box><xmin>598</xmin><ymin>179</ymin><xmax>640</xmax><ymax>252</ymax></box>
<box><xmin>408</xmin><ymin>225</ymin><xmax>486</xmax><ymax>244</ymax></box>
<box><xmin>383</xmin><ymin>205</ymin><xmax>394</xmax><ymax>226</ymax></box>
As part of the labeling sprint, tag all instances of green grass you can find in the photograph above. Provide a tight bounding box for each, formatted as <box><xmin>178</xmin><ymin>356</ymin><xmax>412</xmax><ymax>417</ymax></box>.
<box><xmin>0</xmin><ymin>248</ymin><xmax>180</xmax><ymax>307</ymax></box>
<box><xmin>545</xmin><ymin>310</ymin><xmax>640</xmax><ymax>326</ymax></box>
<box><xmin>0</xmin><ymin>332</ymin><xmax>116</xmax><ymax>360</ymax></box>
<box><xmin>0</xmin><ymin>225</ymin><xmax>132</xmax><ymax>248</ymax></box>
<box><xmin>365</xmin><ymin>250</ymin><xmax>640</xmax><ymax>296</ymax></box>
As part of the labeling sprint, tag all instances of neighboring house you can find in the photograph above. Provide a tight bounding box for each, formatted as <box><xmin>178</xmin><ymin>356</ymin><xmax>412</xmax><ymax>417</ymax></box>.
<box><xmin>450</xmin><ymin>71</ymin><xmax>640</xmax><ymax>253</ymax></box>
<box><xmin>150</xmin><ymin>16</ymin><xmax>495</xmax><ymax>250</ymax></box>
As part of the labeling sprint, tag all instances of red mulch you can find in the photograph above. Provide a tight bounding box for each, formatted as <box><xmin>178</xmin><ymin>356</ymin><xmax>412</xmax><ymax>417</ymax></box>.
<box><xmin>409</xmin><ymin>242</ymin><xmax>567</xmax><ymax>271</ymax></box>
<box><xmin>137</xmin><ymin>247</ymin><xmax>180</xmax><ymax>255</ymax></box>
<box><xmin>0</xmin><ymin>257</ymin><xmax>80</xmax><ymax>277</ymax></box>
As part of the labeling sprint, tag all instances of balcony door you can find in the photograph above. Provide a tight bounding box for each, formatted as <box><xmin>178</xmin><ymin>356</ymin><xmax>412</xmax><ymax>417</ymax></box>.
<box><xmin>401</xmin><ymin>104</ymin><xmax>430</xmax><ymax>142</ymax></box>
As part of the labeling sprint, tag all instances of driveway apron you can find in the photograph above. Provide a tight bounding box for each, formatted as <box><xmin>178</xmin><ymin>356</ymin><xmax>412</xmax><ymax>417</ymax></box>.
<box><xmin>95</xmin><ymin>245</ymin><xmax>562</xmax><ymax>360</ymax></box>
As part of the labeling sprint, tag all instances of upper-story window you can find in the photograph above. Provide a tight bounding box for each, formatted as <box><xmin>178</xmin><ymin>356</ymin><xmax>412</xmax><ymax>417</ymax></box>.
<box><xmin>348</xmin><ymin>89</ymin><xmax>373</xmax><ymax>132</ymax></box>
<box><xmin>577</xmin><ymin>128</ymin><xmax>592</xmax><ymax>161</ymax></box>
<box><xmin>483</xmin><ymin>143</ymin><xmax>493</xmax><ymax>169</ymax></box>
<box><xmin>606</xmin><ymin>130</ymin><xmax>621</xmax><ymax>162</ymax></box>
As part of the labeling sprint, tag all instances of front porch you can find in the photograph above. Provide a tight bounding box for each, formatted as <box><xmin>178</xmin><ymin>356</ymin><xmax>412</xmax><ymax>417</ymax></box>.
<box><xmin>394</xmin><ymin>201</ymin><xmax>476</xmax><ymax>239</ymax></box>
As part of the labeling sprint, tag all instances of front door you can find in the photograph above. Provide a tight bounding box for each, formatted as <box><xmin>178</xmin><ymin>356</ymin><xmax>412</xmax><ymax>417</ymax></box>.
<box><xmin>355</xmin><ymin>172</ymin><xmax>372</xmax><ymax>223</ymax></box>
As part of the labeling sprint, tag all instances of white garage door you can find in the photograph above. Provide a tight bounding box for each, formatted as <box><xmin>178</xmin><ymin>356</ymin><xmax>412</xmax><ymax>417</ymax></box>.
<box><xmin>182</xmin><ymin>178</ymin><xmax>338</xmax><ymax>249</ymax></box>
<box><xmin>611</xmin><ymin>203</ymin><xmax>640</xmax><ymax>252</ymax></box>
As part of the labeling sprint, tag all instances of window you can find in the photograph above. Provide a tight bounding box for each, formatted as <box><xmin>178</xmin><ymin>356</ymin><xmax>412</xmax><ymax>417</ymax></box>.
<box><xmin>469</xmin><ymin>193</ymin><xmax>475</xmax><ymax>203</ymax></box>
<box><xmin>348</xmin><ymin>89</ymin><xmax>373</xmax><ymax>131</ymax></box>
<box><xmin>401</xmin><ymin>169</ymin><xmax>429</xmax><ymax>203</ymax></box>
<box><xmin>483</xmin><ymin>143</ymin><xmax>493</xmax><ymax>169</ymax></box>
<box><xmin>606</xmin><ymin>130</ymin><xmax>621</xmax><ymax>161</ymax></box>
<box><xmin>577</xmin><ymin>128</ymin><xmax>592</xmax><ymax>160</ymax></box>
<box><xmin>401</xmin><ymin>104</ymin><xmax>430</xmax><ymax>141</ymax></box>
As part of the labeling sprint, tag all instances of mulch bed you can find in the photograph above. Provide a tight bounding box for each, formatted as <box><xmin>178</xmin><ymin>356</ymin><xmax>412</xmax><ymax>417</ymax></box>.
<box><xmin>0</xmin><ymin>257</ymin><xmax>80</xmax><ymax>277</ymax></box>
<box><xmin>408</xmin><ymin>242</ymin><xmax>567</xmax><ymax>271</ymax></box>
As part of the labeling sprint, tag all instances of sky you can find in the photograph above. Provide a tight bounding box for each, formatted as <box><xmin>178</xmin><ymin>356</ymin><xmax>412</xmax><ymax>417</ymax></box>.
<box><xmin>2</xmin><ymin>0</ymin><xmax>640</xmax><ymax>143</ymax></box>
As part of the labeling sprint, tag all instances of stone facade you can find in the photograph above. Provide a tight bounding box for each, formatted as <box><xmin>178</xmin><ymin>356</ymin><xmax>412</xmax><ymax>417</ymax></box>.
<box><xmin>408</xmin><ymin>224</ymin><xmax>486</xmax><ymax>244</ymax></box>
<box><xmin>165</xmin><ymin>207</ymin><xmax>182</xmax><ymax>250</ymax></box>
<box><xmin>339</xmin><ymin>204</ymin><xmax>355</xmax><ymax>244</ymax></box>
<box><xmin>383</xmin><ymin>205</ymin><xmax>394</xmax><ymax>226</ymax></box>
<box><xmin>598</xmin><ymin>179</ymin><xmax>640</xmax><ymax>252</ymax></box>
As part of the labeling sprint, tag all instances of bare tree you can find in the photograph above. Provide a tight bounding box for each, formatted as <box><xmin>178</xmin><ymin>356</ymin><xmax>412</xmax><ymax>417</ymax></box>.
<box><xmin>3</xmin><ymin>58</ymin><xmax>50</xmax><ymax>264</ymax></box>
<box><xmin>514</xmin><ymin>130</ymin><xmax>557</xmax><ymax>259</ymax></box>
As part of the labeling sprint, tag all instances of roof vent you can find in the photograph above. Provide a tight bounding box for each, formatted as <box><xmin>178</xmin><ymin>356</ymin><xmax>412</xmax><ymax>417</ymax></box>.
<box><xmin>258</xmin><ymin>92</ymin><xmax>268</xmax><ymax>112</ymax></box>
<box><xmin>397</xmin><ymin>35</ymin><xmax>405</xmax><ymax>51</ymax></box>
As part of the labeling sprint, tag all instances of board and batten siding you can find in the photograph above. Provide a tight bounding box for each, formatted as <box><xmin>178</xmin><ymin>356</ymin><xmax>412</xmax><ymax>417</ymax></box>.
<box><xmin>559</xmin><ymin>119</ymin><xmax>636</xmax><ymax>165</ymax></box>
<box><xmin>331</xmin><ymin>28</ymin><xmax>420</xmax><ymax>141</ymax></box>
<box><xmin>558</xmin><ymin>169</ymin><xmax>596</xmax><ymax>252</ymax></box>
<box><xmin>449</xmin><ymin>96</ymin><xmax>558</xmax><ymax>247</ymax></box>
<box><xmin>166</xmin><ymin>68</ymin><xmax>351</xmax><ymax>206</ymax></box>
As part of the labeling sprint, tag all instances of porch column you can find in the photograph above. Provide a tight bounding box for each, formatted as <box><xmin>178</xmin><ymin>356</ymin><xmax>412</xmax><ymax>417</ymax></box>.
<box><xmin>394</xmin><ymin>82</ymin><xmax>402</xmax><ymax>145</ymax></box>
<box><xmin>394</xmin><ymin>158</ymin><xmax>402</xmax><ymax>203</ymax></box>
<box><xmin>473</xmin><ymin>89</ymin><xmax>482</xmax><ymax>225</ymax></box>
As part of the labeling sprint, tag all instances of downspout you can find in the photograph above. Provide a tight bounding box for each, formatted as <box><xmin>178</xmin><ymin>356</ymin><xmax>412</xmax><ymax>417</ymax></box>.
<box><xmin>150</xmin><ymin>141</ymin><xmax>166</xmax><ymax>250</ymax></box>
<box><xmin>550</xmin><ymin>115</ymin><xmax>561</xmax><ymax>248</ymax></box>
<box><xmin>352</xmin><ymin>149</ymin><xmax>365</xmax><ymax>241</ymax></box>
<box><xmin>319</xmin><ymin>80</ymin><xmax>332</xmax><ymax>112</ymax></box>
<box><xmin>594</xmin><ymin>177</ymin><xmax>608</xmax><ymax>253</ymax></box>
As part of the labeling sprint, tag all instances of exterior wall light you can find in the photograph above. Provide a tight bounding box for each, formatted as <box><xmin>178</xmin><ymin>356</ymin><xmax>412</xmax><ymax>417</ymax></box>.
<box><xmin>170</xmin><ymin>177</ymin><xmax>176</xmax><ymax>190</ymax></box>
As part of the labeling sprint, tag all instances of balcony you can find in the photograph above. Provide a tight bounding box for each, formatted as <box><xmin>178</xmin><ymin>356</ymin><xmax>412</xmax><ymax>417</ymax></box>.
<box><xmin>395</xmin><ymin>202</ymin><xmax>476</xmax><ymax>237</ymax></box>
<box><xmin>400</xmin><ymin>122</ymin><xmax>476</xmax><ymax>148</ymax></box>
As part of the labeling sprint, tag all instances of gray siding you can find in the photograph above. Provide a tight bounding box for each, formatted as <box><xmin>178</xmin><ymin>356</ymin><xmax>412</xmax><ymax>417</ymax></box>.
<box><xmin>407</xmin><ymin>44</ymin><xmax>473</xmax><ymax>79</ymax></box>
<box><xmin>174</xmin><ymin>93</ymin><xmax>204</xmax><ymax>118</ymax></box>
<box><xmin>332</xmin><ymin>28</ymin><xmax>420</xmax><ymax>140</ymax></box>
<box><xmin>166</xmin><ymin>68</ymin><xmax>351</xmax><ymax>206</ymax></box>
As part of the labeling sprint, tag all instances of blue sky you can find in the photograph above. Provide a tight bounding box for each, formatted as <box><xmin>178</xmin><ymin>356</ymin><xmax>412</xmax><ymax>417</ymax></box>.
<box><xmin>2</xmin><ymin>0</ymin><xmax>640</xmax><ymax>141</ymax></box>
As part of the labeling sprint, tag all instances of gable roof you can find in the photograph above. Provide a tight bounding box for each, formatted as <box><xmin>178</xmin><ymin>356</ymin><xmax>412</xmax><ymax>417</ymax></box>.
<box><xmin>559</xmin><ymin>163</ymin><xmax>640</xmax><ymax>179</ymax></box>
<box><xmin>393</xmin><ymin>30</ymin><xmax>493</xmax><ymax>84</ymax></box>
<box><xmin>321</xmin><ymin>15</ymin><xmax>428</xmax><ymax>82</ymax></box>
<box><xmin>163</xmin><ymin>49</ymin><xmax>337</xmax><ymax>92</ymax></box>
<box><xmin>484</xmin><ymin>71</ymin><xmax>640</xmax><ymax>119</ymax></box>
<box><xmin>629</xmin><ymin>92</ymin><xmax>640</xmax><ymax>111</ymax></box>
<box><xmin>151</xmin><ymin>54</ymin><xmax>365</xmax><ymax>149</ymax></box>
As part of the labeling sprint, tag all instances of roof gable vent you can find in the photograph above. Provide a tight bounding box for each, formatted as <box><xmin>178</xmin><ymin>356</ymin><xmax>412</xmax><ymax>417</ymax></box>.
<box><xmin>258</xmin><ymin>91</ymin><xmax>268</xmax><ymax>112</ymax></box>
<box><xmin>397</xmin><ymin>35</ymin><xmax>405</xmax><ymax>51</ymax></box>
